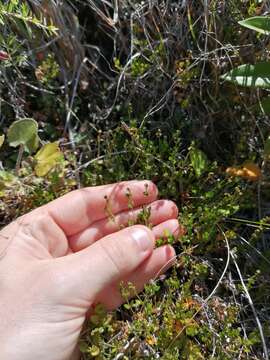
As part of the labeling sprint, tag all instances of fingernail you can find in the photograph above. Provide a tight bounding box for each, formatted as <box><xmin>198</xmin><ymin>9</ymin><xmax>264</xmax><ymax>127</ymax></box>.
<box><xmin>132</xmin><ymin>228</ymin><xmax>153</xmax><ymax>252</ymax></box>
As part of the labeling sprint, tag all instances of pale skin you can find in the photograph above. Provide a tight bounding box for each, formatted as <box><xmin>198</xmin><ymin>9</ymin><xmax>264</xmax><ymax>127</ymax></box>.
<box><xmin>0</xmin><ymin>180</ymin><xmax>180</xmax><ymax>360</ymax></box>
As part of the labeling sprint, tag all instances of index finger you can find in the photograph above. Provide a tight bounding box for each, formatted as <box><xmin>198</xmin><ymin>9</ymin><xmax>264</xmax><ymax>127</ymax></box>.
<box><xmin>33</xmin><ymin>180</ymin><xmax>158</xmax><ymax>236</ymax></box>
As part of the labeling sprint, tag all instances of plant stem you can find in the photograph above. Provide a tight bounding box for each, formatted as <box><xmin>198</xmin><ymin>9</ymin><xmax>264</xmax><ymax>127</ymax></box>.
<box><xmin>16</xmin><ymin>144</ymin><xmax>24</xmax><ymax>175</ymax></box>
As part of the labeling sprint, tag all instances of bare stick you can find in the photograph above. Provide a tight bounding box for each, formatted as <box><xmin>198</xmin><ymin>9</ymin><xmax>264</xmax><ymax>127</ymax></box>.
<box><xmin>231</xmin><ymin>252</ymin><xmax>269</xmax><ymax>360</ymax></box>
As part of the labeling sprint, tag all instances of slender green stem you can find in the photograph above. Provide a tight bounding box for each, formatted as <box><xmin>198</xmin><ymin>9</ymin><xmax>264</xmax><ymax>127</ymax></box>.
<box><xmin>227</xmin><ymin>217</ymin><xmax>270</xmax><ymax>229</ymax></box>
<box><xmin>15</xmin><ymin>144</ymin><xmax>24</xmax><ymax>175</ymax></box>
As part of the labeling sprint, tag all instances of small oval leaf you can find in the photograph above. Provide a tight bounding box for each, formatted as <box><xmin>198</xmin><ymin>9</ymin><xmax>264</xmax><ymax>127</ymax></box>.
<box><xmin>34</xmin><ymin>142</ymin><xmax>63</xmax><ymax>177</ymax></box>
<box><xmin>7</xmin><ymin>118</ymin><xmax>39</xmax><ymax>153</ymax></box>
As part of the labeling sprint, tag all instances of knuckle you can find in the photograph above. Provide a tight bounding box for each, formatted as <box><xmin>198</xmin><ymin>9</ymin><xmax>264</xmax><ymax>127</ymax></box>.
<box><xmin>18</xmin><ymin>213</ymin><xmax>50</xmax><ymax>237</ymax></box>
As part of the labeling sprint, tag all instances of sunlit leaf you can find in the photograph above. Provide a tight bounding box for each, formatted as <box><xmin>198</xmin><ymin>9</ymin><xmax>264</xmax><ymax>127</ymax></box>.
<box><xmin>226</xmin><ymin>162</ymin><xmax>261</xmax><ymax>182</ymax></box>
<box><xmin>34</xmin><ymin>142</ymin><xmax>63</xmax><ymax>177</ymax></box>
<box><xmin>221</xmin><ymin>63</ymin><xmax>270</xmax><ymax>89</ymax></box>
<box><xmin>0</xmin><ymin>134</ymin><xmax>5</xmax><ymax>149</ymax></box>
<box><xmin>226</xmin><ymin>167</ymin><xmax>243</xmax><ymax>177</ymax></box>
<box><xmin>146</xmin><ymin>336</ymin><xmax>157</xmax><ymax>346</ymax></box>
<box><xmin>7</xmin><ymin>118</ymin><xmax>39</xmax><ymax>153</ymax></box>
<box><xmin>0</xmin><ymin>170</ymin><xmax>16</xmax><ymax>193</ymax></box>
<box><xmin>239</xmin><ymin>16</ymin><xmax>270</xmax><ymax>35</ymax></box>
<box><xmin>242</xmin><ymin>162</ymin><xmax>262</xmax><ymax>181</ymax></box>
<box><xmin>190</xmin><ymin>148</ymin><xmax>208</xmax><ymax>177</ymax></box>
<box><xmin>185</xmin><ymin>322</ymin><xmax>199</xmax><ymax>337</ymax></box>
<box><xmin>89</xmin><ymin>345</ymin><xmax>100</xmax><ymax>357</ymax></box>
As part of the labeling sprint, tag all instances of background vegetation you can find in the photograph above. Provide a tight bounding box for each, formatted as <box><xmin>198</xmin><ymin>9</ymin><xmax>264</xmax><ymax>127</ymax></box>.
<box><xmin>1</xmin><ymin>0</ymin><xmax>270</xmax><ymax>359</ymax></box>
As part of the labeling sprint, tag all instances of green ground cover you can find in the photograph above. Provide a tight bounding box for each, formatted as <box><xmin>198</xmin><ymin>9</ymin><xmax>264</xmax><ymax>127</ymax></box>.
<box><xmin>0</xmin><ymin>1</ymin><xmax>270</xmax><ymax>359</ymax></box>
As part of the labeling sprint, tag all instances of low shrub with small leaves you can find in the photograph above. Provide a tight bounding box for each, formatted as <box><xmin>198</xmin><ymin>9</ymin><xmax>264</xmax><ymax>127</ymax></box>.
<box><xmin>1</xmin><ymin>1</ymin><xmax>270</xmax><ymax>359</ymax></box>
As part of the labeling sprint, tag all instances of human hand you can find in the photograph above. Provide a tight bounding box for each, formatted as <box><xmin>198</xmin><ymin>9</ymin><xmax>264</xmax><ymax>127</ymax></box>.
<box><xmin>0</xmin><ymin>180</ymin><xmax>180</xmax><ymax>360</ymax></box>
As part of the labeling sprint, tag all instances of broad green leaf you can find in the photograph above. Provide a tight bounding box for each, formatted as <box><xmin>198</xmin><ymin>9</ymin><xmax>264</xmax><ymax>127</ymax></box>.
<box><xmin>221</xmin><ymin>62</ymin><xmax>270</xmax><ymax>89</ymax></box>
<box><xmin>0</xmin><ymin>134</ymin><xmax>4</xmax><ymax>149</ymax></box>
<box><xmin>239</xmin><ymin>17</ymin><xmax>270</xmax><ymax>35</ymax></box>
<box><xmin>190</xmin><ymin>148</ymin><xmax>208</xmax><ymax>178</ymax></box>
<box><xmin>7</xmin><ymin>118</ymin><xmax>39</xmax><ymax>153</ymax></box>
<box><xmin>34</xmin><ymin>142</ymin><xmax>63</xmax><ymax>177</ymax></box>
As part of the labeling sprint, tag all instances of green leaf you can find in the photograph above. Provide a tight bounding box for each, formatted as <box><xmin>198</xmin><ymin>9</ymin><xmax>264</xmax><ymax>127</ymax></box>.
<box><xmin>89</xmin><ymin>345</ymin><xmax>100</xmax><ymax>357</ymax></box>
<box><xmin>185</xmin><ymin>323</ymin><xmax>199</xmax><ymax>337</ymax></box>
<box><xmin>89</xmin><ymin>314</ymin><xmax>100</xmax><ymax>326</ymax></box>
<box><xmin>34</xmin><ymin>142</ymin><xmax>63</xmax><ymax>177</ymax></box>
<box><xmin>190</xmin><ymin>147</ymin><xmax>208</xmax><ymax>178</ymax></box>
<box><xmin>94</xmin><ymin>303</ymin><xmax>107</xmax><ymax>317</ymax></box>
<box><xmin>221</xmin><ymin>62</ymin><xmax>270</xmax><ymax>89</ymax></box>
<box><xmin>0</xmin><ymin>134</ymin><xmax>5</xmax><ymax>149</ymax></box>
<box><xmin>7</xmin><ymin>118</ymin><xmax>39</xmax><ymax>153</ymax></box>
<box><xmin>0</xmin><ymin>170</ymin><xmax>16</xmax><ymax>193</ymax></box>
<box><xmin>239</xmin><ymin>17</ymin><xmax>270</xmax><ymax>35</ymax></box>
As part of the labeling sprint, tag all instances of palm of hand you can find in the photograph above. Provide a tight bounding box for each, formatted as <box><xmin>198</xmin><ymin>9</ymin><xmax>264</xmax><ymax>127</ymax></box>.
<box><xmin>0</xmin><ymin>181</ymin><xmax>179</xmax><ymax>360</ymax></box>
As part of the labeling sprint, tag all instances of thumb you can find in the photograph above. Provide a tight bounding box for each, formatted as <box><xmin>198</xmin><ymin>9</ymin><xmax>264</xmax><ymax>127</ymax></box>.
<box><xmin>53</xmin><ymin>225</ymin><xmax>155</xmax><ymax>303</ymax></box>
